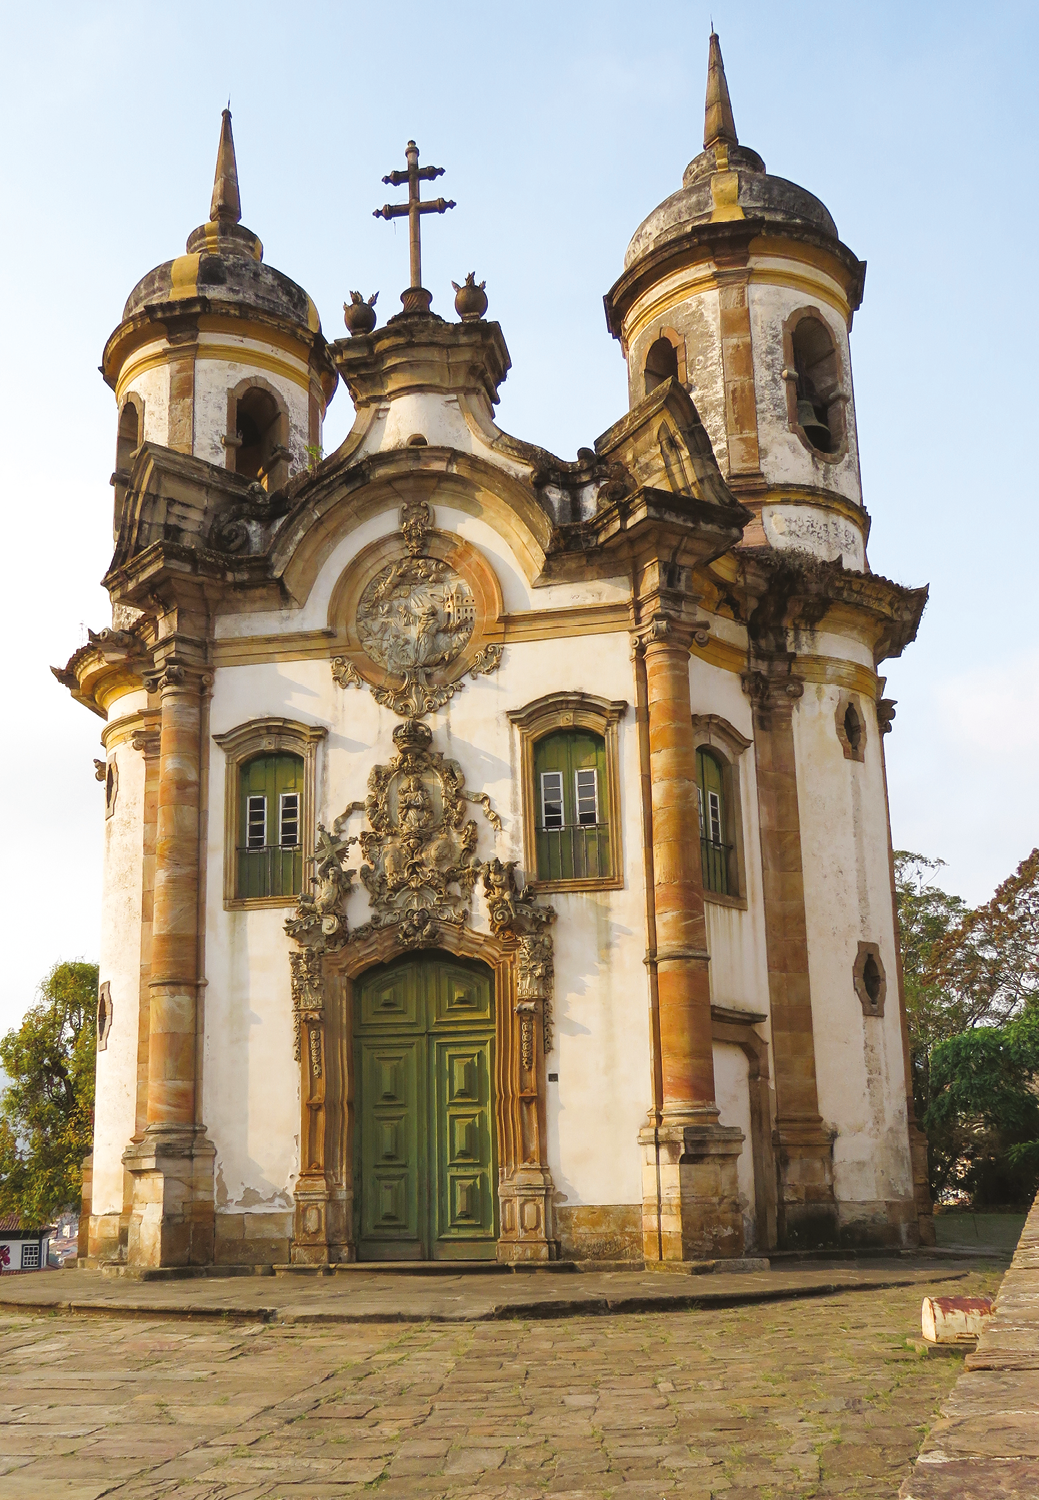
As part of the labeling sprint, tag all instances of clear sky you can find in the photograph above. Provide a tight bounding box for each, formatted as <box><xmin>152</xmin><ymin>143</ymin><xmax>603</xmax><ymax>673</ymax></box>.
<box><xmin>0</xmin><ymin>0</ymin><xmax>1035</xmax><ymax>1032</ymax></box>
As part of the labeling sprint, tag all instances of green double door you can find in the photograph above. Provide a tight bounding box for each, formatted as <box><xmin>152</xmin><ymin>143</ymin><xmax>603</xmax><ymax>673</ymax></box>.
<box><xmin>354</xmin><ymin>954</ymin><xmax>498</xmax><ymax>1261</ymax></box>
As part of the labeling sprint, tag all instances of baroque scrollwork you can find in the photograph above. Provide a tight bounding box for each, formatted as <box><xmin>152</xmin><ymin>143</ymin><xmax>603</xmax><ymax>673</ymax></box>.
<box><xmin>332</xmin><ymin>501</ymin><xmax>503</xmax><ymax>719</ymax></box>
<box><xmin>483</xmin><ymin>858</ymin><xmax>557</xmax><ymax>1056</ymax></box>
<box><xmin>348</xmin><ymin>718</ymin><xmax>496</xmax><ymax>948</ymax></box>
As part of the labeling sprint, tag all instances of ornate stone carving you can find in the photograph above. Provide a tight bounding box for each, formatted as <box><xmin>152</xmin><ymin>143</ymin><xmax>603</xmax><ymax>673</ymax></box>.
<box><xmin>288</xmin><ymin>947</ymin><xmax>324</xmax><ymax>1064</ymax></box>
<box><xmin>877</xmin><ymin>697</ymin><xmax>897</xmax><ymax>735</ymax></box>
<box><xmin>347</xmin><ymin>718</ymin><xmax>499</xmax><ymax>948</ymax></box>
<box><xmin>483</xmin><ymin>858</ymin><xmax>556</xmax><ymax>1055</ymax></box>
<box><xmin>333</xmin><ymin>502</ymin><xmax>503</xmax><ymax>718</ymax></box>
<box><xmin>286</xmin><ymin>823</ymin><xmax>357</xmax><ymax>950</ymax></box>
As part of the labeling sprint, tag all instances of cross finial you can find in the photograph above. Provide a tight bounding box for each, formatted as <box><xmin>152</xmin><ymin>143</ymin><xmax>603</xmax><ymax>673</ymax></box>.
<box><xmin>373</xmin><ymin>140</ymin><xmax>455</xmax><ymax>315</ymax></box>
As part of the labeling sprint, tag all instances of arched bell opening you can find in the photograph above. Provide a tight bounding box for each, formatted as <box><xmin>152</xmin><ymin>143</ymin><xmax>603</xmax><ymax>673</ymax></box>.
<box><xmin>226</xmin><ymin>378</ymin><xmax>290</xmax><ymax>489</ymax></box>
<box><xmin>782</xmin><ymin>308</ymin><xmax>849</xmax><ymax>461</ymax></box>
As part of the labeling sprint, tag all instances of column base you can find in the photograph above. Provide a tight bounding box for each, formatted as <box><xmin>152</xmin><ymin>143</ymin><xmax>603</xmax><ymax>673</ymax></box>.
<box><xmin>123</xmin><ymin>1125</ymin><xmax>216</xmax><ymax>1270</ymax></box>
<box><xmin>497</xmin><ymin>1166</ymin><xmax>556</xmax><ymax>1262</ymax></box>
<box><xmin>774</xmin><ymin>1120</ymin><xmax>839</xmax><ymax>1250</ymax></box>
<box><xmin>640</xmin><ymin>1121</ymin><xmax>745</xmax><ymax>1262</ymax></box>
<box><xmin>291</xmin><ymin>1175</ymin><xmax>353</xmax><ymax>1265</ymax></box>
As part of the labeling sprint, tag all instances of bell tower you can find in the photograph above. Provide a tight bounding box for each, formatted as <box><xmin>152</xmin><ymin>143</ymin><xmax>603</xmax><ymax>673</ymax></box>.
<box><xmin>102</xmin><ymin>110</ymin><xmax>338</xmax><ymax>538</ymax></box>
<box><xmin>604</xmin><ymin>31</ymin><xmax>869</xmax><ymax>572</ymax></box>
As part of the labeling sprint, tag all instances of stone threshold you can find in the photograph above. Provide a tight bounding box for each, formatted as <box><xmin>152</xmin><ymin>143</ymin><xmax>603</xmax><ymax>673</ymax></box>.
<box><xmin>0</xmin><ymin>1262</ymin><xmax>971</xmax><ymax>1327</ymax></box>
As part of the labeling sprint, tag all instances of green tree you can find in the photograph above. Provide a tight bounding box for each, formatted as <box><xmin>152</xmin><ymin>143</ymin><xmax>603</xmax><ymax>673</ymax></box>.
<box><xmin>894</xmin><ymin>851</ymin><xmax>968</xmax><ymax>1120</ymax></box>
<box><xmin>925</xmin><ymin>1009</ymin><xmax>1039</xmax><ymax>1206</ymax></box>
<box><xmin>0</xmin><ymin>960</ymin><xmax>97</xmax><ymax>1224</ymax></box>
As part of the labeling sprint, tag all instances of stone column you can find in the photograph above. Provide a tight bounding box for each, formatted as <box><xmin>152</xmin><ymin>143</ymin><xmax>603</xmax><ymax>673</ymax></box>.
<box><xmin>637</xmin><ymin>616</ymin><xmax>743</xmax><ymax>1262</ymax></box>
<box><xmin>124</xmin><ymin>661</ymin><xmax>215</xmax><ymax>1268</ymax></box>
<box><xmin>744</xmin><ymin>661</ymin><xmax>838</xmax><ymax>1249</ymax></box>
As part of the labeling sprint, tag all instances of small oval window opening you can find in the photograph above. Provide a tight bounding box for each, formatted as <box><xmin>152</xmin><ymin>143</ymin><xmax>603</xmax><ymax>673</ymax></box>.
<box><xmin>844</xmin><ymin>702</ymin><xmax>862</xmax><ymax>754</ymax></box>
<box><xmin>863</xmin><ymin>953</ymin><xmax>882</xmax><ymax>1007</ymax></box>
<box><xmin>644</xmin><ymin>336</ymin><xmax>679</xmax><ymax>394</ymax></box>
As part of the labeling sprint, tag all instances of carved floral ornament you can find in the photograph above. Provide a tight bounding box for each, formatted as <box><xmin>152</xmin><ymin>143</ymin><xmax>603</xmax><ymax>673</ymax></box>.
<box><xmin>285</xmin><ymin>717</ymin><xmax>556</xmax><ymax>1062</ymax></box>
<box><xmin>332</xmin><ymin>501</ymin><xmax>503</xmax><ymax>719</ymax></box>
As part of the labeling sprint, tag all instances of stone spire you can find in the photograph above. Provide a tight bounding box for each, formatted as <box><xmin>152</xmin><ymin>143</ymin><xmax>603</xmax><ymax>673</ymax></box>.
<box><xmin>209</xmin><ymin>108</ymin><xmax>242</xmax><ymax>225</ymax></box>
<box><xmin>703</xmin><ymin>31</ymin><xmax>738</xmax><ymax>151</ymax></box>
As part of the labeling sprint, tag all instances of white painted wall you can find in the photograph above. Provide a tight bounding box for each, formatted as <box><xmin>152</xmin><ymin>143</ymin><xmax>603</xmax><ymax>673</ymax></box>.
<box><xmin>714</xmin><ymin>1041</ymin><xmax>756</xmax><ymax>1247</ymax></box>
<box><xmin>792</xmin><ymin>681</ymin><xmax>913</xmax><ymax>1210</ymax></box>
<box><xmin>92</xmin><ymin>715</ymin><xmax>146</xmax><ymax>1218</ymax></box>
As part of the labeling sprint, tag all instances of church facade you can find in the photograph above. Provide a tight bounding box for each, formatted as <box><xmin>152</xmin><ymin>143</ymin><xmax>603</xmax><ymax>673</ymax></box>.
<box><xmin>60</xmin><ymin>36</ymin><xmax>932</xmax><ymax>1271</ymax></box>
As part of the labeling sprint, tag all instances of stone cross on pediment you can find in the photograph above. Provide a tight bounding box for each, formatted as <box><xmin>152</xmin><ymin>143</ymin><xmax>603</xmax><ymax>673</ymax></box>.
<box><xmin>374</xmin><ymin>140</ymin><xmax>455</xmax><ymax>315</ymax></box>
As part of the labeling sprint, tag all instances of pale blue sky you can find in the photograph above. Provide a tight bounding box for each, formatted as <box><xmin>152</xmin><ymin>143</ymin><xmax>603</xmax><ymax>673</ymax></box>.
<box><xmin>0</xmin><ymin>1</ymin><xmax>1035</xmax><ymax>1028</ymax></box>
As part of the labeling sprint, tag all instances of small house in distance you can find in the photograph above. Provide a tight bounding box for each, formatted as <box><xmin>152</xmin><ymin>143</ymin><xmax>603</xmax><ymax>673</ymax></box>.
<box><xmin>0</xmin><ymin>1215</ymin><xmax>52</xmax><ymax>1273</ymax></box>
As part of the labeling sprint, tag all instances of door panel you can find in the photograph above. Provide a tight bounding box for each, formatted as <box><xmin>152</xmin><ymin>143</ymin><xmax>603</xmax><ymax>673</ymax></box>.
<box><xmin>357</xmin><ymin>1039</ymin><xmax>423</xmax><ymax>1256</ymax></box>
<box><xmin>359</xmin><ymin>966</ymin><xmax>421</xmax><ymax>1031</ymax></box>
<box><xmin>433</xmin><ymin>1037</ymin><xmax>496</xmax><ymax>1254</ymax></box>
<box><xmin>355</xmin><ymin>956</ymin><xmax>495</xmax><ymax>1261</ymax></box>
<box><xmin>432</xmin><ymin>962</ymin><xmax>494</xmax><ymax>1027</ymax></box>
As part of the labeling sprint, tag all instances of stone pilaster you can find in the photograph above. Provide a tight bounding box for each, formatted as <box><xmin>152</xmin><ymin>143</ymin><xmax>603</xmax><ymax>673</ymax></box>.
<box><xmin>743</xmin><ymin>658</ymin><xmax>838</xmax><ymax>1249</ymax></box>
<box><xmin>636</xmin><ymin>613</ymin><xmax>743</xmax><ymax>1262</ymax></box>
<box><xmin>124</xmin><ymin>658</ymin><xmax>215</xmax><ymax>1269</ymax></box>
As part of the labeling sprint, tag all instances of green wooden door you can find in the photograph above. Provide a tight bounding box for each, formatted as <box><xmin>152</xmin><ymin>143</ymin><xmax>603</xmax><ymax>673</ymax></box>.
<box><xmin>355</xmin><ymin>955</ymin><xmax>497</xmax><ymax>1261</ymax></box>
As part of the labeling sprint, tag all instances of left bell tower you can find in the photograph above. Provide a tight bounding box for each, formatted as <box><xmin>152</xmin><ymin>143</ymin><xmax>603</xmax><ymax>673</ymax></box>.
<box><xmin>61</xmin><ymin>113</ymin><xmax>338</xmax><ymax>1273</ymax></box>
<box><xmin>103</xmin><ymin>110</ymin><xmax>338</xmax><ymax>550</ymax></box>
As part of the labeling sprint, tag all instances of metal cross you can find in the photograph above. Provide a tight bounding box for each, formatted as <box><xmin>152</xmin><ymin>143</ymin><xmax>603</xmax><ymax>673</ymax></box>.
<box><xmin>374</xmin><ymin>140</ymin><xmax>455</xmax><ymax>312</ymax></box>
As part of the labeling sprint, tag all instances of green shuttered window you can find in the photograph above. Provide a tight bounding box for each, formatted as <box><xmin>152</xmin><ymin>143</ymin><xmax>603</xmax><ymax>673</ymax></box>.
<box><xmin>236</xmin><ymin>752</ymin><xmax>304</xmax><ymax>899</ymax></box>
<box><xmin>696</xmin><ymin>747</ymin><xmax>730</xmax><ymax>895</ymax></box>
<box><xmin>533</xmin><ymin>730</ymin><xmax>610</xmax><ymax>882</ymax></box>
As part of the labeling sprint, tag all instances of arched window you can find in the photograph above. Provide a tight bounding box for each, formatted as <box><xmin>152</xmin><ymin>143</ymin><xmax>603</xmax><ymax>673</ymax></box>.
<box><xmin>236</xmin><ymin>751</ymin><xmax>304</xmax><ymax>899</ymax></box>
<box><xmin>644</xmin><ymin>336</ymin><xmax>680</xmax><ymax>395</ymax></box>
<box><xmin>783</xmin><ymin>310</ymin><xmax>847</xmax><ymax>459</ymax></box>
<box><xmin>696</xmin><ymin>747</ymin><xmax>730</xmax><ymax>895</ymax></box>
<box><xmin>116</xmin><ymin>401</ymin><xmax>140</xmax><ymax>472</ymax></box>
<box><xmin>234</xmin><ymin>386</ymin><xmax>282</xmax><ymax>481</ymax></box>
<box><xmin>533</xmin><ymin>730</ymin><xmax>610</xmax><ymax>882</ymax></box>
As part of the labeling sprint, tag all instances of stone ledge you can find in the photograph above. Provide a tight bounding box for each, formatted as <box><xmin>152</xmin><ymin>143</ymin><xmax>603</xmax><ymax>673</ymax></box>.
<box><xmin>901</xmin><ymin>1196</ymin><xmax>1039</xmax><ymax>1498</ymax></box>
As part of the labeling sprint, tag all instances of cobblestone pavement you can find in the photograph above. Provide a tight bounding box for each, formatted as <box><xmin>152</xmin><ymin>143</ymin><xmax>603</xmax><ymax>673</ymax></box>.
<box><xmin>0</xmin><ymin>1266</ymin><xmax>1003</xmax><ymax>1500</ymax></box>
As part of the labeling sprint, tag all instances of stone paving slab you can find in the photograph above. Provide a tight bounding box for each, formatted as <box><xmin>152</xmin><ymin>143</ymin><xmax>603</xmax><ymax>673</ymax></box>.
<box><xmin>901</xmin><ymin>1203</ymin><xmax>1039</xmax><ymax>1499</ymax></box>
<box><xmin>0</xmin><ymin>1263</ymin><xmax>1003</xmax><ymax>1499</ymax></box>
<box><xmin>0</xmin><ymin>1258</ymin><xmax>992</xmax><ymax>1326</ymax></box>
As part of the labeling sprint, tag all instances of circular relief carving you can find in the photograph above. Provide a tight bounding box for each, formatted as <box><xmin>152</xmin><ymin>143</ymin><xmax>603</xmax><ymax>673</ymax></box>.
<box><xmin>356</xmin><ymin>557</ymin><xmax>476</xmax><ymax>676</ymax></box>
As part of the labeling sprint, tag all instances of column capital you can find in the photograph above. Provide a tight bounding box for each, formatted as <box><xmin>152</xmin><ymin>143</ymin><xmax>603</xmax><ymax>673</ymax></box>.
<box><xmin>740</xmin><ymin>655</ymin><xmax>804</xmax><ymax>720</ymax></box>
<box><xmin>143</xmin><ymin>656</ymin><xmax>212</xmax><ymax>696</ymax></box>
<box><xmin>632</xmin><ymin>611</ymin><xmax>710</xmax><ymax>655</ymax></box>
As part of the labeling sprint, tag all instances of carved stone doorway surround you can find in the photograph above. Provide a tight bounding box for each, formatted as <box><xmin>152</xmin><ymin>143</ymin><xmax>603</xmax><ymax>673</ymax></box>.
<box><xmin>290</xmin><ymin>923</ymin><xmax>556</xmax><ymax>1266</ymax></box>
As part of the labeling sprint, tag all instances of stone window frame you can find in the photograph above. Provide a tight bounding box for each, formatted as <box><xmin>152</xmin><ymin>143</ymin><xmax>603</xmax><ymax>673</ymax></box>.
<box><xmin>508</xmin><ymin>692</ymin><xmax>627</xmax><ymax>894</ymax></box>
<box><xmin>643</xmin><ymin>325</ymin><xmax>688</xmax><ymax>398</ymax></box>
<box><xmin>834</xmin><ymin>690</ymin><xmax>867</xmax><ymax>763</ymax></box>
<box><xmin>691</xmin><ymin>713</ymin><xmax>751</xmax><ymax>911</ymax></box>
<box><xmin>780</xmin><ymin>306</ymin><xmax>850</xmax><ymax>464</ymax></box>
<box><xmin>223</xmin><ymin>374</ymin><xmax>292</xmax><ymax>490</ymax></box>
<box><xmin>97</xmin><ymin>981</ymin><xmax>113</xmax><ymax>1051</ymax></box>
<box><xmin>853</xmin><ymin>941</ymin><xmax>887</xmax><ymax>1018</ymax></box>
<box><xmin>104</xmin><ymin>757</ymin><xmax>119</xmax><ymax>819</ymax></box>
<box><xmin>214</xmin><ymin>717</ymin><xmax>327</xmax><ymax>910</ymax></box>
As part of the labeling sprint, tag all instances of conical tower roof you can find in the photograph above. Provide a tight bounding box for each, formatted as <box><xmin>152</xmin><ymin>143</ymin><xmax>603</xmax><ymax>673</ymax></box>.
<box><xmin>116</xmin><ymin>110</ymin><xmax>322</xmax><ymax>336</ymax></box>
<box><xmin>621</xmin><ymin>31</ymin><xmax>844</xmax><ymax>273</ymax></box>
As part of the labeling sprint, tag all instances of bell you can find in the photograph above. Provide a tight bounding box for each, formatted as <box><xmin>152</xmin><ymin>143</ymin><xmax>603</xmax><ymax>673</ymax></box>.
<box><xmin>797</xmin><ymin>397</ymin><xmax>831</xmax><ymax>451</ymax></box>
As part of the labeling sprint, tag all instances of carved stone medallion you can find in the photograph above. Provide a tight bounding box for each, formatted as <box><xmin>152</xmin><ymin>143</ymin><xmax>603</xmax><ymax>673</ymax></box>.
<box><xmin>356</xmin><ymin>556</ymin><xmax>475</xmax><ymax>677</ymax></box>
<box><xmin>332</xmin><ymin>500</ymin><xmax>503</xmax><ymax>719</ymax></box>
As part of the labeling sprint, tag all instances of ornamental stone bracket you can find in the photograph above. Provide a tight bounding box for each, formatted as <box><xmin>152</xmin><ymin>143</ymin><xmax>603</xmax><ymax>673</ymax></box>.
<box><xmin>283</xmin><ymin>717</ymin><xmax>558</xmax><ymax>1265</ymax></box>
<box><xmin>331</xmin><ymin>500</ymin><xmax>503</xmax><ymax>718</ymax></box>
